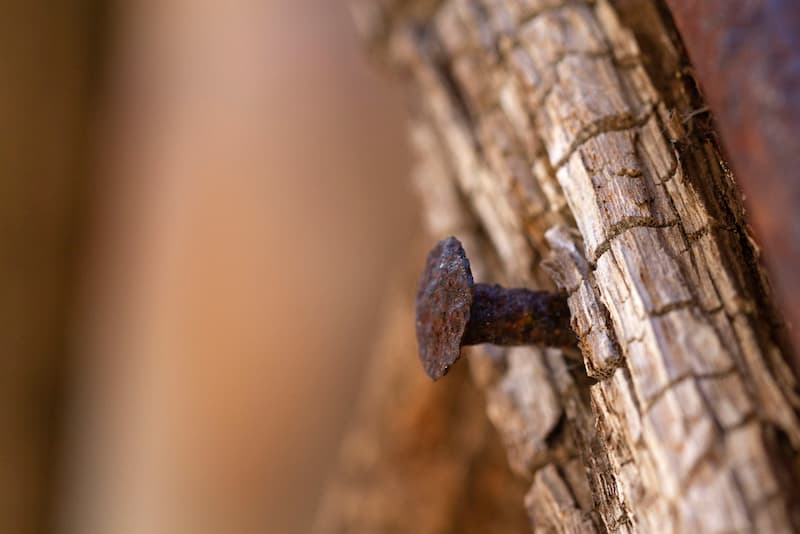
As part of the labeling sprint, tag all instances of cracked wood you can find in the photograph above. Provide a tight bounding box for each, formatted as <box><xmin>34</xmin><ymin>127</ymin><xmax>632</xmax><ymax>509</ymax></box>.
<box><xmin>340</xmin><ymin>0</ymin><xmax>800</xmax><ymax>532</ymax></box>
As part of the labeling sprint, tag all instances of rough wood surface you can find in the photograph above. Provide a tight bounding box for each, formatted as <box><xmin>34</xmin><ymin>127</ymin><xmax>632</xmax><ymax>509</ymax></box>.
<box><xmin>332</xmin><ymin>0</ymin><xmax>800</xmax><ymax>532</ymax></box>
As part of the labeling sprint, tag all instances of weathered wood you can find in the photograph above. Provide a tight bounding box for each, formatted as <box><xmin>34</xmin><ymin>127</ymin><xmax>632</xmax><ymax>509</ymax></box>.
<box><xmin>333</xmin><ymin>0</ymin><xmax>800</xmax><ymax>532</ymax></box>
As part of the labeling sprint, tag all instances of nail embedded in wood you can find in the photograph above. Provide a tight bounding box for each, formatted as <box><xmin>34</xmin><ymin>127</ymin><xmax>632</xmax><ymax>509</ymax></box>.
<box><xmin>415</xmin><ymin>236</ymin><xmax>577</xmax><ymax>380</ymax></box>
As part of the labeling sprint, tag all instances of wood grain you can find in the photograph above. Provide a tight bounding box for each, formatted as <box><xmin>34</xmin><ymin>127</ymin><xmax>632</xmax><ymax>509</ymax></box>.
<box><xmin>336</xmin><ymin>0</ymin><xmax>800</xmax><ymax>531</ymax></box>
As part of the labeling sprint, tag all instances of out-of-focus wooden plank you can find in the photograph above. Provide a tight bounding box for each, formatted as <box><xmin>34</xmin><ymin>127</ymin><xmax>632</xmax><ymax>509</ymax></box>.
<box><xmin>58</xmin><ymin>2</ymin><xmax>417</xmax><ymax>534</ymax></box>
<box><xmin>664</xmin><ymin>0</ymin><xmax>800</xmax><ymax>360</ymax></box>
<box><xmin>0</xmin><ymin>2</ymin><xmax>100</xmax><ymax>534</ymax></box>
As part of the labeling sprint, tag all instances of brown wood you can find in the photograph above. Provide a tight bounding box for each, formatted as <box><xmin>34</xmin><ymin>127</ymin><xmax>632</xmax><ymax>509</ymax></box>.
<box><xmin>323</xmin><ymin>0</ymin><xmax>800</xmax><ymax>531</ymax></box>
<box><xmin>663</xmin><ymin>0</ymin><xmax>800</xmax><ymax>359</ymax></box>
<box><xmin>0</xmin><ymin>3</ymin><xmax>99</xmax><ymax>533</ymax></box>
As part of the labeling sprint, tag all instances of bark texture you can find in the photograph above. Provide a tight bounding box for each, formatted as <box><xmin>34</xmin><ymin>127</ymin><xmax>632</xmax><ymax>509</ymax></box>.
<box><xmin>322</xmin><ymin>0</ymin><xmax>800</xmax><ymax>532</ymax></box>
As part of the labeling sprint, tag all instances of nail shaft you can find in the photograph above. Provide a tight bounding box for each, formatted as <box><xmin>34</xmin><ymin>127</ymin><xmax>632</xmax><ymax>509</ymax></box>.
<box><xmin>462</xmin><ymin>284</ymin><xmax>575</xmax><ymax>347</ymax></box>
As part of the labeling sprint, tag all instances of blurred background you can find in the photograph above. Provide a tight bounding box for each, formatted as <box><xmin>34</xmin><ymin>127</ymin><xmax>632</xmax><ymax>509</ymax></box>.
<box><xmin>3</xmin><ymin>1</ymin><xmax>418</xmax><ymax>533</ymax></box>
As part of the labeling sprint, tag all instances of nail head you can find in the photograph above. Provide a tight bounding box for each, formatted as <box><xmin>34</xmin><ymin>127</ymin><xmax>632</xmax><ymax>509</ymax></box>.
<box><xmin>415</xmin><ymin>236</ymin><xmax>474</xmax><ymax>380</ymax></box>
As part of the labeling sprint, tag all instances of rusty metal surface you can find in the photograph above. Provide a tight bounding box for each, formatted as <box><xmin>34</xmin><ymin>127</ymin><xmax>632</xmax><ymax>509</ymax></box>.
<box><xmin>463</xmin><ymin>284</ymin><xmax>576</xmax><ymax>348</ymax></box>
<box><xmin>664</xmin><ymin>0</ymin><xmax>800</xmax><ymax>343</ymax></box>
<box><xmin>415</xmin><ymin>236</ymin><xmax>475</xmax><ymax>380</ymax></box>
<box><xmin>415</xmin><ymin>237</ymin><xmax>575</xmax><ymax>380</ymax></box>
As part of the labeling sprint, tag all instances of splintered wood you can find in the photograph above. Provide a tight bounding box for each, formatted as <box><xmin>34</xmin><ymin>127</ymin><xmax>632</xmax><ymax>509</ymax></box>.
<box><xmin>350</xmin><ymin>0</ymin><xmax>800</xmax><ymax>532</ymax></box>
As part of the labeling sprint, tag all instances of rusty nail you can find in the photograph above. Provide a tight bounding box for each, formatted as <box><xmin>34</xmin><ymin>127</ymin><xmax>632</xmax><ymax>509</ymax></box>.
<box><xmin>415</xmin><ymin>236</ymin><xmax>576</xmax><ymax>380</ymax></box>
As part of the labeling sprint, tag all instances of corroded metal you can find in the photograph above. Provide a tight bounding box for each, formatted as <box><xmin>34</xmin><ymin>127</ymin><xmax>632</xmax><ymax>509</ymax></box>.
<box><xmin>464</xmin><ymin>284</ymin><xmax>575</xmax><ymax>347</ymax></box>
<box><xmin>415</xmin><ymin>237</ymin><xmax>475</xmax><ymax>381</ymax></box>
<box><xmin>415</xmin><ymin>236</ymin><xmax>576</xmax><ymax>380</ymax></box>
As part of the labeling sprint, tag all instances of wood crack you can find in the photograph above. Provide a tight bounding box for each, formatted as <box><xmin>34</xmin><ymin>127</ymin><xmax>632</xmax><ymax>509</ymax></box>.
<box><xmin>354</xmin><ymin>0</ymin><xmax>800</xmax><ymax>530</ymax></box>
<box><xmin>590</xmin><ymin>215</ymin><xmax>679</xmax><ymax>265</ymax></box>
<box><xmin>517</xmin><ymin>0</ymin><xmax>597</xmax><ymax>28</ymax></box>
<box><xmin>552</xmin><ymin>104</ymin><xmax>656</xmax><ymax>170</ymax></box>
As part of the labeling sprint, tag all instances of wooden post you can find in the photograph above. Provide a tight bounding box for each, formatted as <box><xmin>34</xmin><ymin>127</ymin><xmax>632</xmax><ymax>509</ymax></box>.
<box><xmin>320</xmin><ymin>0</ymin><xmax>800</xmax><ymax>531</ymax></box>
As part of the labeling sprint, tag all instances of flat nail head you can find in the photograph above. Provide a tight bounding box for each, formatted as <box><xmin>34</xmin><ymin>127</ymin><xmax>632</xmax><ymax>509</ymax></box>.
<box><xmin>416</xmin><ymin>236</ymin><xmax>577</xmax><ymax>381</ymax></box>
<box><xmin>415</xmin><ymin>236</ymin><xmax>474</xmax><ymax>380</ymax></box>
